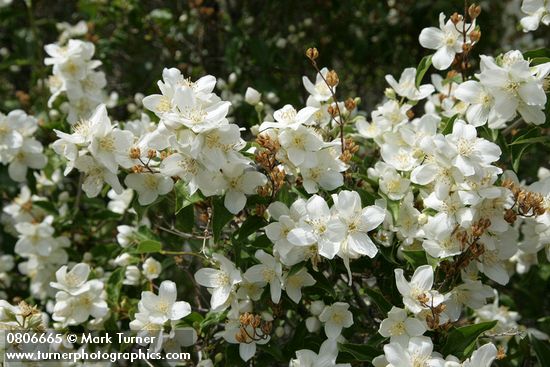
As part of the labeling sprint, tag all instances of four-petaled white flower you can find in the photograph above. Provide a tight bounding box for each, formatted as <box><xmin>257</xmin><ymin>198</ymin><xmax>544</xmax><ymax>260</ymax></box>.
<box><xmin>243</xmin><ymin>250</ymin><xmax>284</xmax><ymax>303</ymax></box>
<box><xmin>318</xmin><ymin>302</ymin><xmax>354</xmax><ymax>339</ymax></box>
<box><xmin>136</xmin><ymin>280</ymin><xmax>191</xmax><ymax>324</ymax></box>
<box><xmin>195</xmin><ymin>253</ymin><xmax>242</xmax><ymax>310</ymax></box>
<box><xmin>395</xmin><ymin>265</ymin><xmax>444</xmax><ymax>314</ymax></box>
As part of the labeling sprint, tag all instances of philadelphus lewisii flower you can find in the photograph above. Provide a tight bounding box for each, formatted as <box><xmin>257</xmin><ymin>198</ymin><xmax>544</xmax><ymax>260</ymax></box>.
<box><xmin>194</xmin><ymin>253</ymin><xmax>242</xmax><ymax>310</ymax></box>
<box><xmin>0</xmin><ymin>110</ymin><xmax>46</xmax><ymax>182</ymax></box>
<box><xmin>131</xmin><ymin>280</ymin><xmax>191</xmax><ymax>325</ymax></box>
<box><xmin>243</xmin><ymin>249</ymin><xmax>284</xmax><ymax>304</ymax></box>
<box><xmin>318</xmin><ymin>302</ymin><xmax>353</xmax><ymax>339</ymax></box>
<box><xmin>44</xmin><ymin>39</ymin><xmax>107</xmax><ymax>123</ymax></box>
<box><xmin>378</xmin><ymin>306</ymin><xmax>427</xmax><ymax>346</ymax></box>
<box><xmin>50</xmin><ymin>263</ymin><xmax>108</xmax><ymax>326</ymax></box>
<box><xmin>520</xmin><ymin>0</ymin><xmax>550</xmax><ymax>31</ymax></box>
<box><xmin>419</xmin><ymin>12</ymin><xmax>476</xmax><ymax>70</ymax></box>
<box><xmin>394</xmin><ymin>265</ymin><xmax>444</xmax><ymax>315</ymax></box>
<box><xmin>289</xmin><ymin>339</ymin><xmax>350</xmax><ymax>367</ymax></box>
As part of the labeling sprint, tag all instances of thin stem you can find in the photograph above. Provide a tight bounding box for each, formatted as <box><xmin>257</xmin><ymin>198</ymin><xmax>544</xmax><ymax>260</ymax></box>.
<box><xmin>308</xmin><ymin>60</ymin><xmax>346</xmax><ymax>153</ymax></box>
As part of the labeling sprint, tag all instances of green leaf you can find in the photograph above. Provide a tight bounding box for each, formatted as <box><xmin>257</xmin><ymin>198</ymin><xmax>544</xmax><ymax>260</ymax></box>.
<box><xmin>402</xmin><ymin>250</ymin><xmax>428</xmax><ymax>268</ymax></box>
<box><xmin>531</xmin><ymin>335</ymin><xmax>550</xmax><ymax>366</ymax></box>
<box><xmin>512</xmin><ymin>144</ymin><xmax>531</xmax><ymax>173</ymax></box>
<box><xmin>508</xmin><ymin>136</ymin><xmax>549</xmax><ymax>146</ymax></box>
<box><xmin>174</xmin><ymin>181</ymin><xmax>202</xmax><ymax>214</ymax></box>
<box><xmin>212</xmin><ymin>197</ymin><xmax>233</xmax><ymax>242</ymax></box>
<box><xmin>135</xmin><ymin>240</ymin><xmax>162</xmax><ymax>253</ymax></box>
<box><xmin>523</xmin><ymin>48</ymin><xmax>550</xmax><ymax>60</ymax></box>
<box><xmin>233</xmin><ymin>215</ymin><xmax>266</xmax><ymax>243</ymax></box>
<box><xmin>441</xmin><ymin>114</ymin><xmax>459</xmax><ymax>135</ymax></box>
<box><xmin>415</xmin><ymin>55</ymin><xmax>433</xmax><ymax>87</ymax></box>
<box><xmin>338</xmin><ymin>343</ymin><xmax>379</xmax><ymax>362</ymax></box>
<box><xmin>33</xmin><ymin>200</ymin><xmax>57</xmax><ymax>213</ymax></box>
<box><xmin>106</xmin><ymin>267</ymin><xmax>125</xmax><ymax>306</ymax></box>
<box><xmin>365</xmin><ymin>288</ymin><xmax>392</xmax><ymax>314</ymax></box>
<box><xmin>442</xmin><ymin>320</ymin><xmax>498</xmax><ymax>358</ymax></box>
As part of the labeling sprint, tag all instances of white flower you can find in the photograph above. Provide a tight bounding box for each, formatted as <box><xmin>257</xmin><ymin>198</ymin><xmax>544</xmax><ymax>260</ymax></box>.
<box><xmin>243</xmin><ymin>250</ymin><xmax>283</xmax><ymax>303</ymax></box>
<box><xmin>52</xmin><ymin>279</ymin><xmax>108</xmax><ymax>326</ymax></box>
<box><xmin>124</xmin><ymin>173</ymin><xmax>174</xmax><ymax>205</ymax></box>
<box><xmin>300</xmin><ymin>149</ymin><xmax>346</xmax><ymax>194</ymax></box>
<box><xmin>378</xmin><ymin>307</ymin><xmax>427</xmax><ymax>346</ymax></box>
<box><xmin>87</xmin><ymin>104</ymin><xmax>134</xmax><ymax>172</ymax></box>
<box><xmin>14</xmin><ymin>216</ymin><xmax>57</xmax><ymax>257</ymax></box>
<box><xmin>283</xmin><ymin>267</ymin><xmax>316</xmax><ymax>303</ymax></box>
<box><xmin>7</xmin><ymin>138</ymin><xmax>47</xmax><ymax>182</ymax></box>
<box><xmin>279</xmin><ymin>126</ymin><xmax>325</xmax><ymax>167</ymax></box>
<box><xmin>394</xmin><ymin>265</ymin><xmax>444</xmax><ymax>314</ymax></box>
<box><xmin>462</xmin><ymin>343</ymin><xmax>498</xmax><ymax>367</ymax></box>
<box><xmin>244</xmin><ymin>87</ymin><xmax>262</xmax><ymax>105</ymax></box>
<box><xmin>194</xmin><ymin>253</ymin><xmax>242</xmax><ymax>310</ymax></box>
<box><xmin>50</xmin><ymin>263</ymin><xmax>91</xmax><ymax>295</ymax></box>
<box><xmin>142</xmin><ymin>257</ymin><xmax>162</xmax><ymax>280</ymax></box>
<box><xmin>220</xmin><ymin>164</ymin><xmax>267</xmax><ymax>214</ymax></box>
<box><xmin>477</xmin><ymin>51</ymin><xmax>548</xmax><ymax>125</ymax></box>
<box><xmin>287</xmin><ymin>195</ymin><xmax>346</xmax><ymax>259</ymax></box>
<box><xmin>455</xmin><ymin>80</ymin><xmax>503</xmax><ymax>128</ymax></box>
<box><xmin>290</xmin><ymin>339</ymin><xmax>350</xmax><ymax>367</ymax></box>
<box><xmin>74</xmin><ymin>155</ymin><xmax>123</xmax><ymax>197</ymax></box>
<box><xmin>520</xmin><ymin>0</ymin><xmax>550</xmax><ymax>32</ymax></box>
<box><xmin>137</xmin><ymin>280</ymin><xmax>191</xmax><ymax>324</ymax></box>
<box><xmin>260</xmin><ymin>104</ymin><xmax>318</xmax><ymax>130</ymax></box>
<box><xmin>107</xmin><ymin>188</ymin><xmax>134</xmax><ymax>214</ymax></box>
<box><xmin>444</xmin><ymin>120</ymin><xmax>501</xmax><ymax>177</ymax></box>
<box><xmin>419</xmin><ymin>13</ymin><xmax>469</xmax><ymax>70</ymax></box>
<box><xmin>219</xmin><ymin>318</ymin><xmax>270</xmax><ymax>362</ymax></box>
<box><xmin>383</xmin><ymin>336</ymin><xmax>444</xmax><ymax>367</ymax></box>
<box><xmin>385</xmin><ymin>68</ymin><xmax>435</xmax><ymax>101</ymax></box>
<box><xmin>116</xmin><ymin>225</ymin><xmax>138</xmax><ymax>247</ymax></box>
<box><xmin>302</xmin><ymin>67</ymin><xmax>335</xmax><ymax>102</ymax></box>
<box><xmin>331</xmin><ymin>190</ymin><xmax>385</xmax><ymax>280</ymax></box>
<box><xmin>50</xmin><ymin>263</ymin><xmax>108</xmax><ymax>326</ymax></box>
<box><xmin>124</xmin><ymin>265</ymin><xmax>141</xmax><ymax>286</ymax></box>
<box><xmin>318</xmin><ymin>302</ymin><xmax>353</xmax><ymax>339</ymax></box>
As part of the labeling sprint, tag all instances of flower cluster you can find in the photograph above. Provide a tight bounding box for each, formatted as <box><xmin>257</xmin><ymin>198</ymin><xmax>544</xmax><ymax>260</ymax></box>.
<box><xmin>0</xmin><ymin>109</ymin><xmax>46</xmax><ymax>181</ymax></box>
<box><xmin>45</xmin><ymin>39</ymin><xmax>108</xmax><ymax>123</ymax></box>
<box><xmin>50</xmin><ymin>263</ymin><xmax>108</xmax><ymax>326</ymax></box>
<box><xmin>264</xmin><ymin>190</ymin><xmax>385</xmax><ymax>280</ymax></box>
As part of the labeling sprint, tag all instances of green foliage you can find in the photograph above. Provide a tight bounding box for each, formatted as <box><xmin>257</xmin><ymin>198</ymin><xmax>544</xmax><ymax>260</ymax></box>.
<box><xmin>441</xmin><ymin>320</ymin><xmax>498</xmax><ymax>358</ymax></box>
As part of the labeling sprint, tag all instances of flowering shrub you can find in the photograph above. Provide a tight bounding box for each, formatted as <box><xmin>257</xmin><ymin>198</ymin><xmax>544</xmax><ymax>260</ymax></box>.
<box><xmin>1</xmin><ymin>1</ymin><xmax>550</xmax><ymax>366</ymax></box>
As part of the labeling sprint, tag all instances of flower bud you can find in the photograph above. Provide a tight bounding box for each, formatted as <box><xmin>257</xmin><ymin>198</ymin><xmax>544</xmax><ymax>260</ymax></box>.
<box><xmin>310</xmin><ymin>300</ymin><xmax>325</xmax><ymax>316</ymax></box>
<box><xmin>305</xmin><ymin>316</ymin><xmax>321</xmax><ymax>332</ymax></box>
<box><xmin>245</xmin><ymin>87</ymin><xmax>262</xmax><ymax>105</ymax></box>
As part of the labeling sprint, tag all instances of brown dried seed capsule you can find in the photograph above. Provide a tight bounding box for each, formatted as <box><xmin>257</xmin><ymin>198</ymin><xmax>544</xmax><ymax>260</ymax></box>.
<box><xmin>450</xmin><ymin>12</ymin><xmax>463</xmax><ymax>24</ymax></box>
<box><xmin>326</xmin><ymin>70</ymin><xmax>339</xmax><ymax>87</ymax></box>
<box><xmin>469</xmin><ymin>30</ymin><xmax>481</xmax><ymax>43</ymax></box>
<box><xmin>406</xmin><ymin>110</ymin><xmax>415</xmax><ymax>119</ymax></box>
<box><xmin>468</xmin><ymin>4</ymin><xmax>482</xmax><ymax>19</ymax></box>
<box><xmin>130</xmin><ymin>147</ymin><xmax>141</xmax><ymax>159</ymax></box>
<box><xmin>327</xmin><ymin>105</ymin><xmax>338</xmax><ymax>117</ymax></box>
<box><xmin>147</xmin><ymin>149</ymin><xmax>157</xmax><ymax>159</ymax></box>
<box><xmin>504</xmin><ymin>209</ymin><xmax>517</xmax><ymax>224</ymax></box>
<box><xmin>344</xmin><ymin>98</ymin><xmax>356</xmax><ymax>111</ymax></box>
<box><xmin>306</xmin><ymin>47</ymin><xmax>319</xmax><ymax>61</ymax></box>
